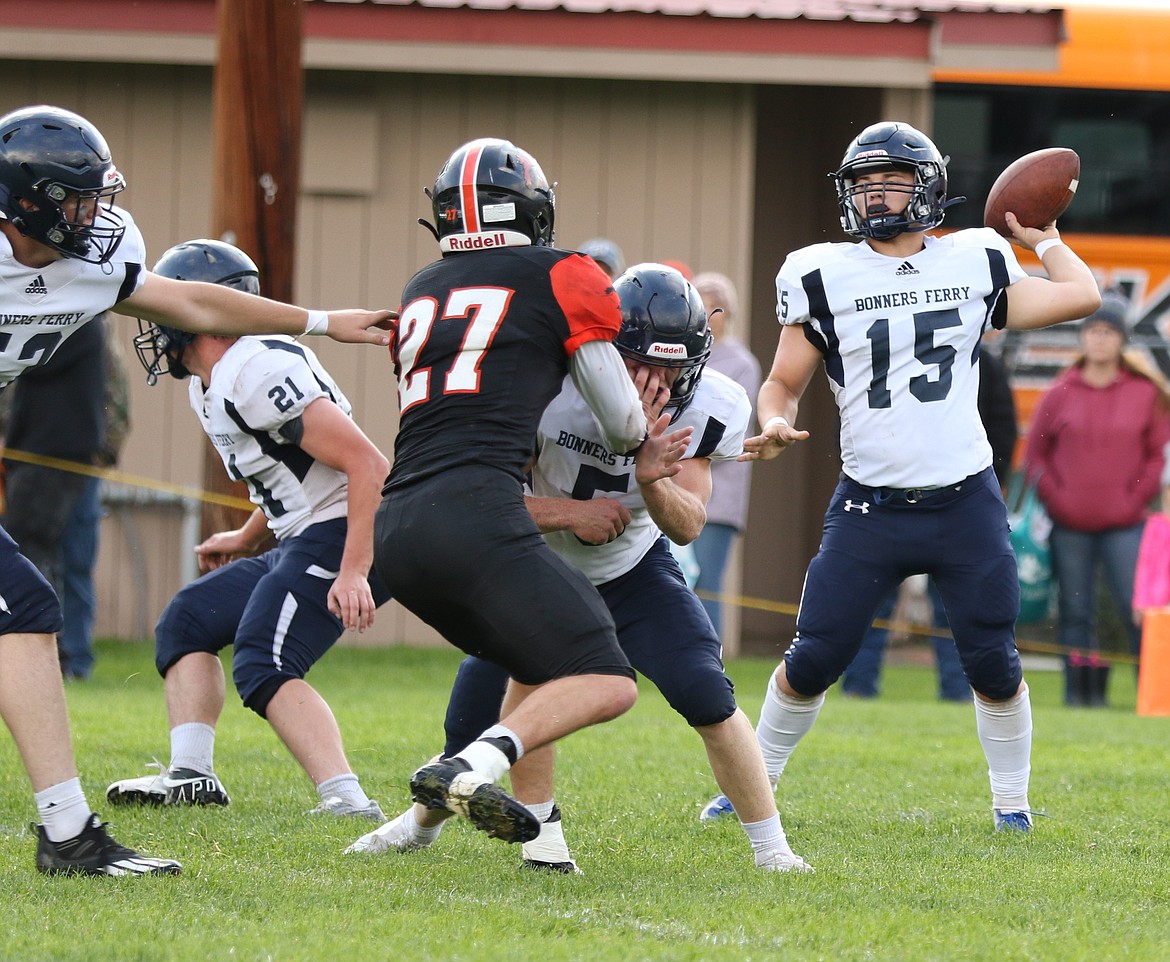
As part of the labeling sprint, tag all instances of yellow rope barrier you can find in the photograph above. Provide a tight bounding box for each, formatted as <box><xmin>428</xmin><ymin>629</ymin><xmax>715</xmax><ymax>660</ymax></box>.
<box><xmin>0</xmin><ymin>446</ymin><xmax>1141</xmax><ymax>666</ymax></box>
<box><xmin>694</xmin><ymin>588</ymin><xmax>1141</xmax><ymax>667</ymax></box>
<box><xmin>1</xmin><ymin>447</ymin><xmax>255</xmax><ymax>511</ymax></box>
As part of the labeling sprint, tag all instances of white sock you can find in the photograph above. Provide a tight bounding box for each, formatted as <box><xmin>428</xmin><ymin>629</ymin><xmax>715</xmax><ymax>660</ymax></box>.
<box><xmin>756</xmin><ymin>676</ymin><xmax>825</xmax><ymax>780</ymax></box>
<box><xmin>454</xmin><ymin>741</ymin><xmax>511</xmax><ymax>782</ymax></box>
<box><xmin>402</xmin><ymin>806</ymin><xmax>444</xmax><ymax>844</ymax></box>
<box><xmin>35</xmin><ymin>777</ymin><xmax>92</xmax><ymax>842</ymax></box>
<box><xmin>975</xmin><ymin>685</ymin><xmax>1032</xmax><ymax>812</ymax></box>
<box><xmin>170</xmin><ymin>722</ymin><xmax>216</xmax><ymax>774</ymax></box>
<box><xmin>741</xmin><ymin>813</ymin><xmax>792</xmax><ymax>859</ymax></box>
<box><xmin>316</xmin><ymin>773</ymin><xmax>370</xmax><ymax>808</ymax></box>
<box><xmin>526</xmin><ymin>799</ymin><xmax>555</xmax><ymax>823</ymax></box>
<box><xmin>480</xmin><ymin>724</ymin><xmax>525</xmax><ymax>762</ymax></box>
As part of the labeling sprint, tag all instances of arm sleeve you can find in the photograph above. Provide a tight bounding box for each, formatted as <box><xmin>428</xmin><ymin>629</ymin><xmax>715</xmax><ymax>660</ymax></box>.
<box><xmin>569</xmin><ymin>340</ymin><xmax>645</xmax><ymax>454</ymax></box>
<box><xmin>977</xmin><ymin>353</ymin><xmax>1019</xmax><ymax>486</ymax></box>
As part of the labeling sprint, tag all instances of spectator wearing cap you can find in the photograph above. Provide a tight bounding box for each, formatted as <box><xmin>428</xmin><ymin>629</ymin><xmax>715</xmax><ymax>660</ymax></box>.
<box><xmin>578</xmin><ymin>238</ymin><xmax>625</xmax><ymax>280</ymax></box>
<box><xmin>1025</xmin><ymin>288</ymin><xmax>1170</xmax><ymax>706</ymax></box>
<box><xmin>691</xmin><ymin>271</ymin><xmax>762</xmax><ymax>643</ymax></box>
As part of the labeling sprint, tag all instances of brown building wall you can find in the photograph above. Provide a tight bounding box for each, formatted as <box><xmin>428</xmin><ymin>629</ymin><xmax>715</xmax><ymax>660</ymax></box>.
<box><xmin>0</xmin><ymin>62</ymin><xmax>775</xmax><ymax>648</ymax></box>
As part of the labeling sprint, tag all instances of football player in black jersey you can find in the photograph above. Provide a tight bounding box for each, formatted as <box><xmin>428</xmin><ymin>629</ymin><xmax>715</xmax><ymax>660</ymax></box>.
<box><xmin>351</xmin><ymin>265</ymin><xmax>811</xmax><ymax>873</ymax></box>
<box><xmin>366</xmin><ymin>138</ymin><xmax>690</xmax><ymax>847</ymax></box>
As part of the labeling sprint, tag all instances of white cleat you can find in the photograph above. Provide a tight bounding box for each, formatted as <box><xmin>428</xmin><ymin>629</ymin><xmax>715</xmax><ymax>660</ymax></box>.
<box><xmin>521</xmin><ymin>807</ymin><xmax>582</xmax><ymax>874</ymax></box>
<box><xmin>756</xmin><ymin>847</ymin><xmax>814</xmax><ymax>874</ymax></box>
<box><xmin>308</xmin><ymin>797</ymin><xmax>386</xmax><ymax>822</ymax></box>
<box><xmin>344</xmin><ymin>810</ymin><xmax>434</xmax><ymax>855</ymax></box>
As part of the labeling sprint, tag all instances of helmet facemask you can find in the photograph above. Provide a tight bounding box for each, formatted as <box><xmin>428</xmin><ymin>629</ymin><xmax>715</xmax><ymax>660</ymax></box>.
<box><xmin>16</xmin><ymin>177</ymin><xmax>127</xmax><ymax>263</ymax></box>
<box><xmin>133</xmin><ymin>319</ymin><xmax>195</xmax><ymax>386</ymax></box>
<box><xmin>836</xmin><ymin>160</ymin><xmax>947</xmax><ymax>240</ymax></box>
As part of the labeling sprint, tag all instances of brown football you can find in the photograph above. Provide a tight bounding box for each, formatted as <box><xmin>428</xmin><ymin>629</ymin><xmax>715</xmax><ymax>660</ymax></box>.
<box><xmin>983</xmin><ymin>147</ymin><xmax>1080</xmax><ymax>238</ymax></box>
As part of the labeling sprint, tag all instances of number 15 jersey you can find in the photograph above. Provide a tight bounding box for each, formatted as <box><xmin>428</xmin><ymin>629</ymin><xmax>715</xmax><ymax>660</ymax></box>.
<box><xmin>777</xmin><ymin>227</ymin><xmax>1026</xmax><ymax>489</ymax></box>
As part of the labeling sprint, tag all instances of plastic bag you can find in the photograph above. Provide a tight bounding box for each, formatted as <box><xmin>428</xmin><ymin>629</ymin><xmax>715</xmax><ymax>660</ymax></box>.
<box><xmin>1007</xmin><ymin>476</ymin><xmax>1054</xmax><ymax>624</ymax></box>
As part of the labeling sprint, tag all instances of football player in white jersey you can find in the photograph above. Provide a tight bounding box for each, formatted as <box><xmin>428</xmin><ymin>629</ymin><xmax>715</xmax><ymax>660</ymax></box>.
<box><xmin>0</xmin><ymin>104</ymin><xmax>390</xmax><ymax>876</ymax></box>
<box><xmin>106</xmin><ymin>240</ymin><xmax>390</xmax><ymax>820</ymax></box>
<box><xmin>348</xmin><ymin>264</ymin><xmax>810</xmax><ymax>873</ymax></box>
<box><xmin>710</xmin><ymin>121</ymin><xmax>1101</xmax><ymax>839</ymax></box>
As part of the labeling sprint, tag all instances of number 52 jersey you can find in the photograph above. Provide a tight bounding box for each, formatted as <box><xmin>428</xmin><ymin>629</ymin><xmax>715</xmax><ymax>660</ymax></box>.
<box><xmin>533</xmin><ymin>368</ymin><xmax>751</xmax><ymax>585</ymax></box>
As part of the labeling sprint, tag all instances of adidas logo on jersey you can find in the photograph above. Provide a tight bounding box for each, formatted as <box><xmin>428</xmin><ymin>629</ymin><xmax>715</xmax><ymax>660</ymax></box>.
<box><xmin>24</xmin><ymin>274</ymin><xmax>48</xmax><ymax>295</ymax></box>
<box><xmin>894</xmin><ymin>262</ymin><xmax>919</xmax><ymax>276</ymax></box>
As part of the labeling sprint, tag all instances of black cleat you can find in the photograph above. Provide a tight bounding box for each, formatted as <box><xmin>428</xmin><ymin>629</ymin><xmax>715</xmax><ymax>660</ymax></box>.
<box><xmin>34</xmin><ymin>815</ymin><xmax>182</xmax><ymax>877</ymax></box>
<box><xmin>410</xmin><ymin>758</ymin><xmax>539</xmax><ymax>844</ymax></box>
<box><xmin>163</xmin><ymin>768</ymin><xmax>230</xmax><ymax>806</ymax></box>
<box><xmin>107</xmin><ymin>764</ymin><xmax>230</xmax><ymax>807</ymax></box>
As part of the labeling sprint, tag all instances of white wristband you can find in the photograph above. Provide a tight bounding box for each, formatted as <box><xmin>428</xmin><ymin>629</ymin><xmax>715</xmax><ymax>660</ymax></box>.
<box><xmin>303</xmin><ymin>310</ymin><xmax>330</xmax><ymax>336</ymax></box>
<box><xmin>764</xmin><ymin>415</ymin><xmax>790</xmax><ymax>432</ymax></box>
<box><xmin>1033</xmin><ymin>238</ymin><xmax>1064</xmax><ymax>260</ymax></box>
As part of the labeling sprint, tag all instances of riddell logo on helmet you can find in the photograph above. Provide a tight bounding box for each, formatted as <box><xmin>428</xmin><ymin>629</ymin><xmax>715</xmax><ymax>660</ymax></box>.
<box><xmin>447</xmin><ymin>232</ymin><xmax>508</xmax><ymax>250</ymax></box>
<box><xmin>647</xmin><ymin>342</ymin><xmax>687</xmax><ymax>358</ymax></box>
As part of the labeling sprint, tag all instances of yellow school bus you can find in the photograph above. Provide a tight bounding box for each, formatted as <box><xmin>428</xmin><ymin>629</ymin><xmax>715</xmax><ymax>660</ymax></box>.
<box><xmin>932</xmin><ymin>6</ymin><xmax>1170</xmax><ymax>435</ymax></box>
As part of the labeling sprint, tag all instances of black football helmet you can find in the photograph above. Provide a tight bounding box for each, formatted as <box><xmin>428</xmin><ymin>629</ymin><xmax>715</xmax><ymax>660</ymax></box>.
<box><xmin>0</xmin><ymin>105</ymin><xmax>127</xmax><ymax>263</ymax></box>
<box><xmin>833</xmin><ymin>121</ymin><xmax>953</xmax><ymax>241</ymax></box>
<box><xmin>427</xmin><ymin>138</ymin><xmax>555</xmax><ymax>253</ymax></box>
<box><xmin>613</xmin><ymin>263</ymin><xmax>712</xmax><ymax>418</ymax></box>
<box><xmin>135</xmin><ymin>239</ymin><xmax>261</xmax><ymax>385</ymax></box>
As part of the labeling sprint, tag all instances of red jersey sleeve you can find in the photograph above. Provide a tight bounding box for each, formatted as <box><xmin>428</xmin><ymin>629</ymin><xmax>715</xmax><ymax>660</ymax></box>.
<box><xmin>549</xmin><ymin>253</ymin><xmax>622</xmax><ymax>356</ymax></box>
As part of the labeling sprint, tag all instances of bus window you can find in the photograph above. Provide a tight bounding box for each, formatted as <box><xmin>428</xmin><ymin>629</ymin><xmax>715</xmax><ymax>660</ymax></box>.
<box><xmin>935</xmin><ymin>85</ymin><xmax>1170</xmax><ymax>236</ymax></box>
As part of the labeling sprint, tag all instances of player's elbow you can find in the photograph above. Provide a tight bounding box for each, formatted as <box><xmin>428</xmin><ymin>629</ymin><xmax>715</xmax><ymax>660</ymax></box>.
<box><xmin>1074</xmin><ymin>286</ymin><xmax>1102</xmax><ymax>320</ymax></box>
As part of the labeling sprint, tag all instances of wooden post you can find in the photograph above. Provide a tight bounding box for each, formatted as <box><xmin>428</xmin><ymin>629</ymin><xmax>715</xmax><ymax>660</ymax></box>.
<box><xmin>201</xmin><ymin>0</ymin><xmax>304</xmax><ymax>546</ymax></box>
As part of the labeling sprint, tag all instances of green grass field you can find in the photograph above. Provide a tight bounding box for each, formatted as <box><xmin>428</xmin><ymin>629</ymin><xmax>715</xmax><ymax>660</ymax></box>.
<box><xmin>0</xmin><ymin>640</ymin><xmax>1166</xmax><ymax>962</ymax></box>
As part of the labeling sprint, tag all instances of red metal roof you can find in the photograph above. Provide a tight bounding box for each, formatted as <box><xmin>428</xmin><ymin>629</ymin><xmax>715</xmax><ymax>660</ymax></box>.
<box><xmin>306</xmin><ymin>0</ymin><xmax>1060</xmax><ymax>20</ymax></box>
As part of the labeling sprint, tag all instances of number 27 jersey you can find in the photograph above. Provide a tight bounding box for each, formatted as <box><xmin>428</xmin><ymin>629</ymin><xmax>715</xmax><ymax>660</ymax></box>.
<box><xmin>386</xmin><ymin>246</ymin><xmax>621</xmax><ymax>490</ymax></box>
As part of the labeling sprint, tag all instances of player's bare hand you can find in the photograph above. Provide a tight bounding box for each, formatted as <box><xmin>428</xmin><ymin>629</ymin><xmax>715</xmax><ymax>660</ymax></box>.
<box><xmin>630</xmin><ymin>363</ymin><xmax>672</xmax><ymax>423</ymax></box>
<box><xmin>636</xmin><ymin>412</ymin><xmax>693</xmax><ymax>485</ymax></box>
<box><xmin>194</xmin><ymin>529</ymin><xmax>253</xmax><ymax>572</ymax></box>
<box><xmin>571</xmin><ymin>497</ymin><xmax>633</xmax><ymax>545</ymax></box>
<box><xmin>738</xmin><ymin>418</ymin><xmax>810</xmax><ymax>461</ymax></box>
<box><xmin>326</xmin><ymin>309</ymin><xmax>396</xmax><ymax>346</ymax></box>
<box><xmin>1004</xmin><ymin>212</ymin><xmax>1058</xmax><ymax>252</ymax></box>
<box><xmin>328</xmin><ymin>570</ymin><xmax>376</xmax><ymax>632</ymax></box>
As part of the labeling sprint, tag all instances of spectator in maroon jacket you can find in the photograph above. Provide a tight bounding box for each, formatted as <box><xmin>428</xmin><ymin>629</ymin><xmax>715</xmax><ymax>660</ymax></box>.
<box><xmin>1025</xmin><ymin>289</ymin><xmax>1170</xmax><ymax>706</ymax></box>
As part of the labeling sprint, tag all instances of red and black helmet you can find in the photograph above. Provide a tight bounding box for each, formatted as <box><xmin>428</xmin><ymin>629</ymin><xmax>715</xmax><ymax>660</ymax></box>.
<box><xmin>429</xmin><ymin>138</ymin><xmax>555</xmax><ymax>253</ymax></box>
